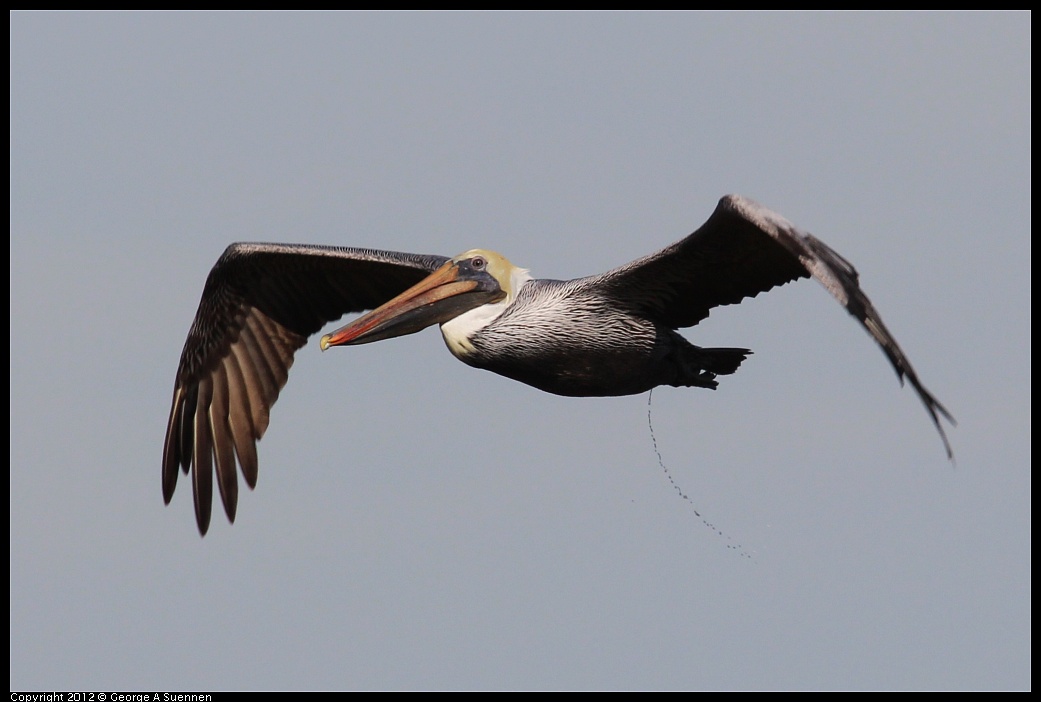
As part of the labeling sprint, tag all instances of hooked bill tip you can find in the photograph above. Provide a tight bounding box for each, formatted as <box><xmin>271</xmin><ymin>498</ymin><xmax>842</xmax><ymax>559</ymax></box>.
<box><xmin>319</xmin><ymin>334</ymin><xmax>331</xmax><ymax>351</ymax></box>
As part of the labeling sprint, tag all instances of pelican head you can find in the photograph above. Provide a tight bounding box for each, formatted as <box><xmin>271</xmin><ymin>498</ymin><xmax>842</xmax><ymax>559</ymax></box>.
<box><xmin>321</xmin><ymin>249</ymin><xmax>522</xmax><ymax>349</ymax></box>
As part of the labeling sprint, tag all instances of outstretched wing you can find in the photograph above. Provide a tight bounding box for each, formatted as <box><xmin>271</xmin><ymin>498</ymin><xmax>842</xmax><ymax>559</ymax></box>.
<box><xmin>589</xmin><ymin>194</ymin><xmax>955</xmax><ymax>457</ymax></box>
<box><xmin>163</xmin><ymin>243</ymin><xmax>448</xmax><ymax>535</ymax></box>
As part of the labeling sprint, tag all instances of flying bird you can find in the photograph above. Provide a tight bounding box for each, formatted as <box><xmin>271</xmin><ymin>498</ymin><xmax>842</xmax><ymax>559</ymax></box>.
<box><xmin>163</xmin><ymin>195</ymin><xmax>954</xmax><ymax>534</ymax></box>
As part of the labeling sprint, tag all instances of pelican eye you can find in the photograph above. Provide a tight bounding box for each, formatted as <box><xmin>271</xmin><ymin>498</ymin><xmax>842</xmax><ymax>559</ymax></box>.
<box><xmin>471</xmin><ymin>256</ymin><xmax>487</xmax><ymax>270</ymax></box>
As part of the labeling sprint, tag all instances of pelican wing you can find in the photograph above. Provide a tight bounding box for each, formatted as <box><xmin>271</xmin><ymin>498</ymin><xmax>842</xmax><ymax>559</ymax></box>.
<box><xmin>590</xmin><ymin>195</ymin><xmax>955</xmax><ymax>457</ymax></box>
<box><xmin>163</xmin><ymin>243</ymin><xmax>448</xmax><ymax>534</ymax></box>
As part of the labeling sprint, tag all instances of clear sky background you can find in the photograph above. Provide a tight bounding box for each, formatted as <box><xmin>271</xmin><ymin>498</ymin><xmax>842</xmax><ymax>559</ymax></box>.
<box><xmin>10</xmin><ymin>12</ymin><xmax>1029</xmax><ymax>691</ymax></box>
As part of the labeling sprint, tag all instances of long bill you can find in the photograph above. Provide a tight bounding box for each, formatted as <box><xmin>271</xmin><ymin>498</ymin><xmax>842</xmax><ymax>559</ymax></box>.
<box><xmin>320</xmin><ymin>260</ymin><xmax>503</xmax><ymax>349</ymax></box>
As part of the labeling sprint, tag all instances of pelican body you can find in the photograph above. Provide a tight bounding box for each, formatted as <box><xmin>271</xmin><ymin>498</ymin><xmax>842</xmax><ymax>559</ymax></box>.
<box><xmin>322</xmin><ymin>252</ymin><xmax>748</xmax><ymax>398</ymax></box>
<box><xmin>164</xmin><ymin>195</ymin><xmax>954</xmax><ymax>534</ymax></box>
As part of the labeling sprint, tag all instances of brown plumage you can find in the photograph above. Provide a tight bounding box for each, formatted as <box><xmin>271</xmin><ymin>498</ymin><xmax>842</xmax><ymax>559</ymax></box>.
<box><xmin>164</xmin><ymin>195</ymin><xmax>954</xmax><ymax>534</ymax></box>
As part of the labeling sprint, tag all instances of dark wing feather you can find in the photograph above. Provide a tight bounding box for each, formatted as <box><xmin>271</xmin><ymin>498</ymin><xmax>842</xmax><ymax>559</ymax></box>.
<box><xmin>590</xmin><ymin>194</ymin><xmax>955</xmax><ymax>458</ymax></box>
<box><xmin>163</xmin><ymin>243</ymin><xmax>448</xmax><ymax>534</ymax></box>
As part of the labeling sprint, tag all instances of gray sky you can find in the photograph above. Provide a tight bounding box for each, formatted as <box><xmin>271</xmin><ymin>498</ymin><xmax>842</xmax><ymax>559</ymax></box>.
<box><xmin>10</xmin><ymin>12</ymin><xmax>1030</xmax><ymax>691</ymax></box>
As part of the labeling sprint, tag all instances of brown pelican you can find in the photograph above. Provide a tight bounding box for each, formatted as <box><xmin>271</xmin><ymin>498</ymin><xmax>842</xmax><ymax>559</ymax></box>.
<box><xmin>164</xmin><ymin>195</ymin><xmax>954</xmax><ymax>534</ymax></box>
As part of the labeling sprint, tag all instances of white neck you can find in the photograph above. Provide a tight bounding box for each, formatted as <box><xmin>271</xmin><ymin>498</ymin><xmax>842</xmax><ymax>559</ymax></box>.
<box><xmin>439</xmin><ymin>267</ymin><xmax>532</xmax><ymax>358</ymax></box>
